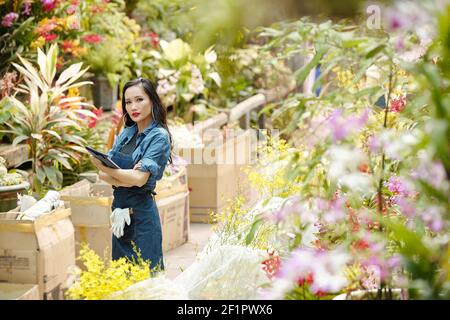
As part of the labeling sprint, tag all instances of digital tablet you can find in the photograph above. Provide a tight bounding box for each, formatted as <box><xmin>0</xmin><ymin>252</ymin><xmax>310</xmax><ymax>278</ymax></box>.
<box><xmin>85</xmin><ymin>146</ymin><xmax>121</xmax><ymax>169</ymax></box>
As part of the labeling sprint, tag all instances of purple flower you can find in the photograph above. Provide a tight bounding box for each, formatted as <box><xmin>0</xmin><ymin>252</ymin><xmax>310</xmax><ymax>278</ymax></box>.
<box><xmin>368</xmin><ymin>135</ymin><xmax>381</xmax><ymax>153</ymax></box>
<box><xmin>269</xmin><ymin>197</ymin><xmax>301</xmax><ymax>223</ymax></box>
<box><xmin>395</xmin><ymin>37</ymin><xmax>405</xmax><ymax>52</ymax></box>
<box><xmin>386</xmin><ymin>176</ymin><xmax>412</xmax><ymax>197</ymax></box>
<box><xmin>388</xmin><ymin>15</ymin><xmax>406</xmax><ymax>31</ymax></box>
<box><xmin>393</xmin><ymin>196</ymin><xmax>416</xmax><ymax>218</ymax></box>
<box><xmin>387</xmin><ymin>254</ymin><xmax>402</xmax><ymax>269</ymax></box>
<box><xmin>317</xmin><ymin>197</ymin><xmax>346</xmax><ymax>223</ymax></box>
<box><xmin>328</xmin><ymin>108</ymin><xmax>370</xmax><ymax>142</ymax></box>
<box><xmin>23</xmin><ymin>1</ymin><xmax>32</xmax><ymax>16</ymax></box>
<box><xmin>411</xmin><ymin>161</ymin><xmax>447</xmax><ymax>191</ymax></box>
<box><xmin>1</xmin><ymin>12</ymin><xmax>19</xmax><ymax>27</ymax></box>
<box><xmin>361</xmin><ymin>256</ymin><xmax>389</xmax><ymax>282</ymax></box>
<box><xmin>420</xmin><ymin>207</ymin><xmax>444</xmax><ymax>233</ymax></box>
<box><xmin>329</xmin><ymin>109</ymin><xmax>348</xmax><ymax>142</ymax></box>
<box><xmin>428</xmin><ymin>219</ymin><xmax>444</xmax><ymax>233</ymax></box>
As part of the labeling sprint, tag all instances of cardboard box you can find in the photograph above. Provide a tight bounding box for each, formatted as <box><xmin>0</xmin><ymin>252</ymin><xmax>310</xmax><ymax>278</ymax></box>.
<box><xmin>60</xmin><ymin>181</ymin><xmax>113</xmax><ymax>266</ymax></box>
<box><xmin>0</xmin><ymin>205</ymin><xmax>76</xmax><ymax>300</ymax></box>
<box><xmin>157</xmin><ymin>191</ymin><xmax>190</xmax><ymax>252</ymax></box>
<box><xmin>0</xmin><ymin>283</ymin><xmax>39</xmax><ymax>300</ymax></box>
<box><xmin>155</xmin><ymin>166</ymin><xmax>188</xmax><ymax>200</ymax></box>
<box><xmin>175</xmin><ymin>129</ymin><xmax>256</xmax><ymax>222</ymax></box>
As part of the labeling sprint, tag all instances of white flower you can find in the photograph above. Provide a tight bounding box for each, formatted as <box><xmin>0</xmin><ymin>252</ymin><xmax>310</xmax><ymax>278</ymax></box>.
<box><xmin>169</xmin><ymin>125</ymin><xmax>203</xmax><ymax>149</ymax></box>
<box><xmin>265</xmin><ymin>247</ymin><xmax>350</xmax><ymax>298</ymax></box>
<box><xmin>326</xmin><ymin>146</ymin><xmax>365</xmax><ymax>179</ymax></box>
<box><xmin>204</xmin><ymin>46</ymin><xmax>217</xmax><ymax>64</ymax></box>
<box><xmin>207</xmin><ymin>72</ymin><xmax>221</xmax><ymax>87</ymax></box>
<box><xmin>338</xmin><ymin>173</ymin><xmax>373</xmax><ymax>195</ymax></box>
<box><xmin>157</xmin><ymin>68</ymin><xmax>176</xmax><ymax>79</ymax></box>
<box><xmin>379</xmin><ymin>129</ymin><xmax>419</xmax><ymax>160</ymax></box>
<box><xmin>188</xmin><ymin>65</ymin><xmax>205</xmax><ymax>94</ymax></box>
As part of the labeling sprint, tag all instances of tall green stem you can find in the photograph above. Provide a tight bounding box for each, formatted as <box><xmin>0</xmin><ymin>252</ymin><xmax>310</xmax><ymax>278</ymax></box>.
<box><xmin>377</xmin><ymin>62</ymin><xmax>394</xmax><ymax>217</ymax></box>
<box><xmin>376</xmin><ymin>61</ymin><xmax>394</xmax><ymax>298</ymax></box>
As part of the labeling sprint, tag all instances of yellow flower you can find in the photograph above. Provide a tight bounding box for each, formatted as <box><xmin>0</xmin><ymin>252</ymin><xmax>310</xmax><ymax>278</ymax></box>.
<box><xmin>73</xmin><ymin>46</ymin><xmax>88</xmax><ymax>57</ymax></box>
<box><xmin>68</xmin><ymin>87</ymin><xmax>80</xmax><ymax>97</ymax></box>
<box><xmin>30</xmin><ymin>36</ymin><xmax>46</xmax><ymax>50</ymax></box>
<box><xmin>66</xmin><ymin>243</ymin><xmax>154</xmax><ymax>300</ymax></box>
<box><xmin>65</xmin><ymin>15</ymin><xmax>79</xmax><ymax>30</ymax></box>
<box><xmin>38</xmin><ymin>18</ymin><xmax>49</xmax><ymax>27</ymax></box>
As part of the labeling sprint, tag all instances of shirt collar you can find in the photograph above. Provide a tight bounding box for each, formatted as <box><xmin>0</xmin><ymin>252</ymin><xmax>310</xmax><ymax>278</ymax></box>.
<box><xmin>140</xmin><ymin>119</ymin><xmax>158</xmax><ymax>136</ymax></box>
<box><xmin>125</xmin><ymin>120</ymin><xmax>158</xmax><ymax>136</ymax></box>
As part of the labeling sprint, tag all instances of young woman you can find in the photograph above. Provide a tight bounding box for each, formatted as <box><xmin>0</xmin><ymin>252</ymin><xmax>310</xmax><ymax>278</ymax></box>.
<box><xmin>90</xmin><ymin>77</ymin><xmax>172</xmax><ymax>270</ymax></box>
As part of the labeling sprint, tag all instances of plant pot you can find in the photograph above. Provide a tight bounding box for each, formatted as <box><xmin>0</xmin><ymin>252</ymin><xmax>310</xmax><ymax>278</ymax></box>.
<box><xmin>0</xmin><ymin>181</ymin><xmax>31</xmax><ymax>212</ymax></box>
<box><xmin>91</xmin><ymin>76</ymin><xmax>118</xmax><ymax>112</ymax></box>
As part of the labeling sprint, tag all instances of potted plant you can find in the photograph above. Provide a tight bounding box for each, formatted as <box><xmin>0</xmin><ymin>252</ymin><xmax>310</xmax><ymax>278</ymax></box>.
<box><xmin>1</xmin><ymin>44</ymin><xmax>97</xmax><ymax>196</ymax></box>
<box><xmin>155</xmin><ymin>38</ymin><xmax>221</xmax><ymax>121</ymax></box>
<box><xmin>0</xmin><ymin>156</ymin><xmax>30</xmax><ymax>212</ymax></box>
<box><xmin>81</xmin><ymin>36</ymin><xmax>127</xmax><ymax>111</ymax></box>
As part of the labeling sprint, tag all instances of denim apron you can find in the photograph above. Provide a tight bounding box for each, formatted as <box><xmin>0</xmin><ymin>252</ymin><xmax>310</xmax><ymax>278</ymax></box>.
<box><xmin>109</xmin><ymin>149</ymin><xmax>164</xmax><ymax>270</ymax></box>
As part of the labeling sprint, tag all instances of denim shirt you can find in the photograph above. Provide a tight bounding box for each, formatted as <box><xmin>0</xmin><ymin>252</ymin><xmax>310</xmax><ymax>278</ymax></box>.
<box><xmin>107</xmin><ymin>120</ymin><xmax>171</xmax><ymax>191</ymax></box>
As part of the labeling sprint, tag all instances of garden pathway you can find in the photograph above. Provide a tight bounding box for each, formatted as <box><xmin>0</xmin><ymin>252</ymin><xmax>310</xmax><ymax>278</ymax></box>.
<box><xmin>164</xmin><ymin>223</ymin><xmax>214</xmax><ymax>279</ymax></box>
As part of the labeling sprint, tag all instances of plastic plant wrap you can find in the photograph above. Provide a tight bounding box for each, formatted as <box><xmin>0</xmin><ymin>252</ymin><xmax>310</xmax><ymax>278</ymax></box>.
<box><xmin>17</xmin><ymin>190</ymin><xmax>62</xmax><ymax>220</ymax></box>
<box><xmin>106</xmin><ymin>276</ymin><xmax>189</xmax><ymax>300</ymax></box>
<box><xmin>173</xmin><ymin>245</ymin><xmax>270</xmax><ymax>300</ymax></box>
<box><xmin>17</xmin><ymin>194</ymin><xmax>37</xmax><ymax>212</ymax></box>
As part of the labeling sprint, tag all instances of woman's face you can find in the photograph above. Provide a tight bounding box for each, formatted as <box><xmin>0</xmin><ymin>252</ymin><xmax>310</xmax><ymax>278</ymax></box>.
<box><xmin>124</xmin><ymin>85</ymin><xmax>152</xmax><ymax>124</ymax></box>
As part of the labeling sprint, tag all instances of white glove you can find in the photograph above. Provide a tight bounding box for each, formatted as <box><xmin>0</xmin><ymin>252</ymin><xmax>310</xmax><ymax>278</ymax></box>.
<box><xmin>110</xmin><ymin>208</ymin><xmax>131</xmax><ymax>238</ymax></box>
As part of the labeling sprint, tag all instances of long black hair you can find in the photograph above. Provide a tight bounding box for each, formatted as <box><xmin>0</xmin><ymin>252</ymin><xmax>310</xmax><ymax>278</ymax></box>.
<box><xmin>122</xmin><ymin>77</ymin><xmax>173</xmax><ymax>164</ymax></box>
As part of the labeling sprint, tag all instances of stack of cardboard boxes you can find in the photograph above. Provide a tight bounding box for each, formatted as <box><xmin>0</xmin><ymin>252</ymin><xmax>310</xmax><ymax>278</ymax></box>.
<box><xmin>176</xmin><ymin>128</ymin><xmax>257</xmax><ymax>222</ymax></box>
<box><xmin>0</xmin><ymin>283</ymin><xmax>39</xmax><ymax>300</ymax></box>
<box><xmin>0</xmin><ymin>204</ymin><xmax>76</xmax><ymax>300</ymax></box>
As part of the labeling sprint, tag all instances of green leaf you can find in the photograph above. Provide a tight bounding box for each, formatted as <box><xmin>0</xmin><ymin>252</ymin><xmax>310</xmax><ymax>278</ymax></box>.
<box><xmin>13</xmin><ymin>56</ymin><xmax>47</xmax><ymax>91</ymax></box>
<box><xmin>36</xmin><ymin>166</ymin><xmax>46</xmax><ymax>184</ymax></box>
<box><xmin>245</xmin><ymin>217</ymin><xmax>265</xmax><ymax>246</ymax></box>
<box><xmin>294</xmin><ymin>45</ymin><xmax>327</xmax><ymax>85</ymax></box>
<box><xmin>353</xmin><ymin>58</ymin><xmax>376</xmax><ymax>83</ymax></box>
<box><xmin>37</xmin><ymin>48</ymin><xmax>47</xmax><ymax>83</ymax></box>
<box><xmin>341</xmin><ymin>38</ymin><xmax>366</xmax><ymax>48</ymax></box>
<box><xmin>68</xmin><ymin>145</ymin><xmax>89</xmax><ymax>154</ymax></box>
<box><xmin>418</xmin><ymin>180</ymin><xmax>449</xmax><ymax>204</ymax></box>
<box><xmin>42</xmin><ymin>130</ymin><xmax>62</xmax><ymax>141</ymax></box>
<box><xmin>8</xmin><ymin>96</ymin><xmax>30</xmax><ymax>117</ymax></box>
<box><xmin>354</xmin><ymin>86</ymin><xmax>383</xmax><ymax>99</ymax></box>
<box><xmin>365</xmin><ymin>44</ymin><xmax>386</xmax><ymax>59</ymax></box>
<box><xmin>55</xmin><ymin>63</ymin><xmax>83</xmax><ymax>87</ymax></box>
<box><xmin>382</xmin><ymin>217</ymin><xmax>430</xmax><ymax>258</ymax></box>
<box><xmin>12</xmin><ymin>135</ymin><xmax>29</xmax><ymax>146</ymax></box>
<box><xmin>61</xmin><ymin>133</ymin><xmax>86</xmax><ymax>146</ymax></box>
<box><xmin>46</xmin><ymin>154</ymin><xmax>72</xmax><ymax>170</ymax></box>
<box><xmin>43</xmin><ymin>165</ymin><xmax>58</xmax><ymax>188</ymax></box>
<box><xmin>47</xmin><ymin>44</ymin><xmax>58</xmax><ymax>83</ymax></box>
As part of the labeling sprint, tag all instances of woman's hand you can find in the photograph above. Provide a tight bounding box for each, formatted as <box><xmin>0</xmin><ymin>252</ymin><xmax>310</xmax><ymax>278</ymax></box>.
<box><xmin>91</xmin><ymin>156</ymin><xmax>110</xmax><ymax>173</ymax></box>
<box><xmin>133</xmin><ymin>161</ymin><xmax>142</xmax><ymax>170</ymax></box>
